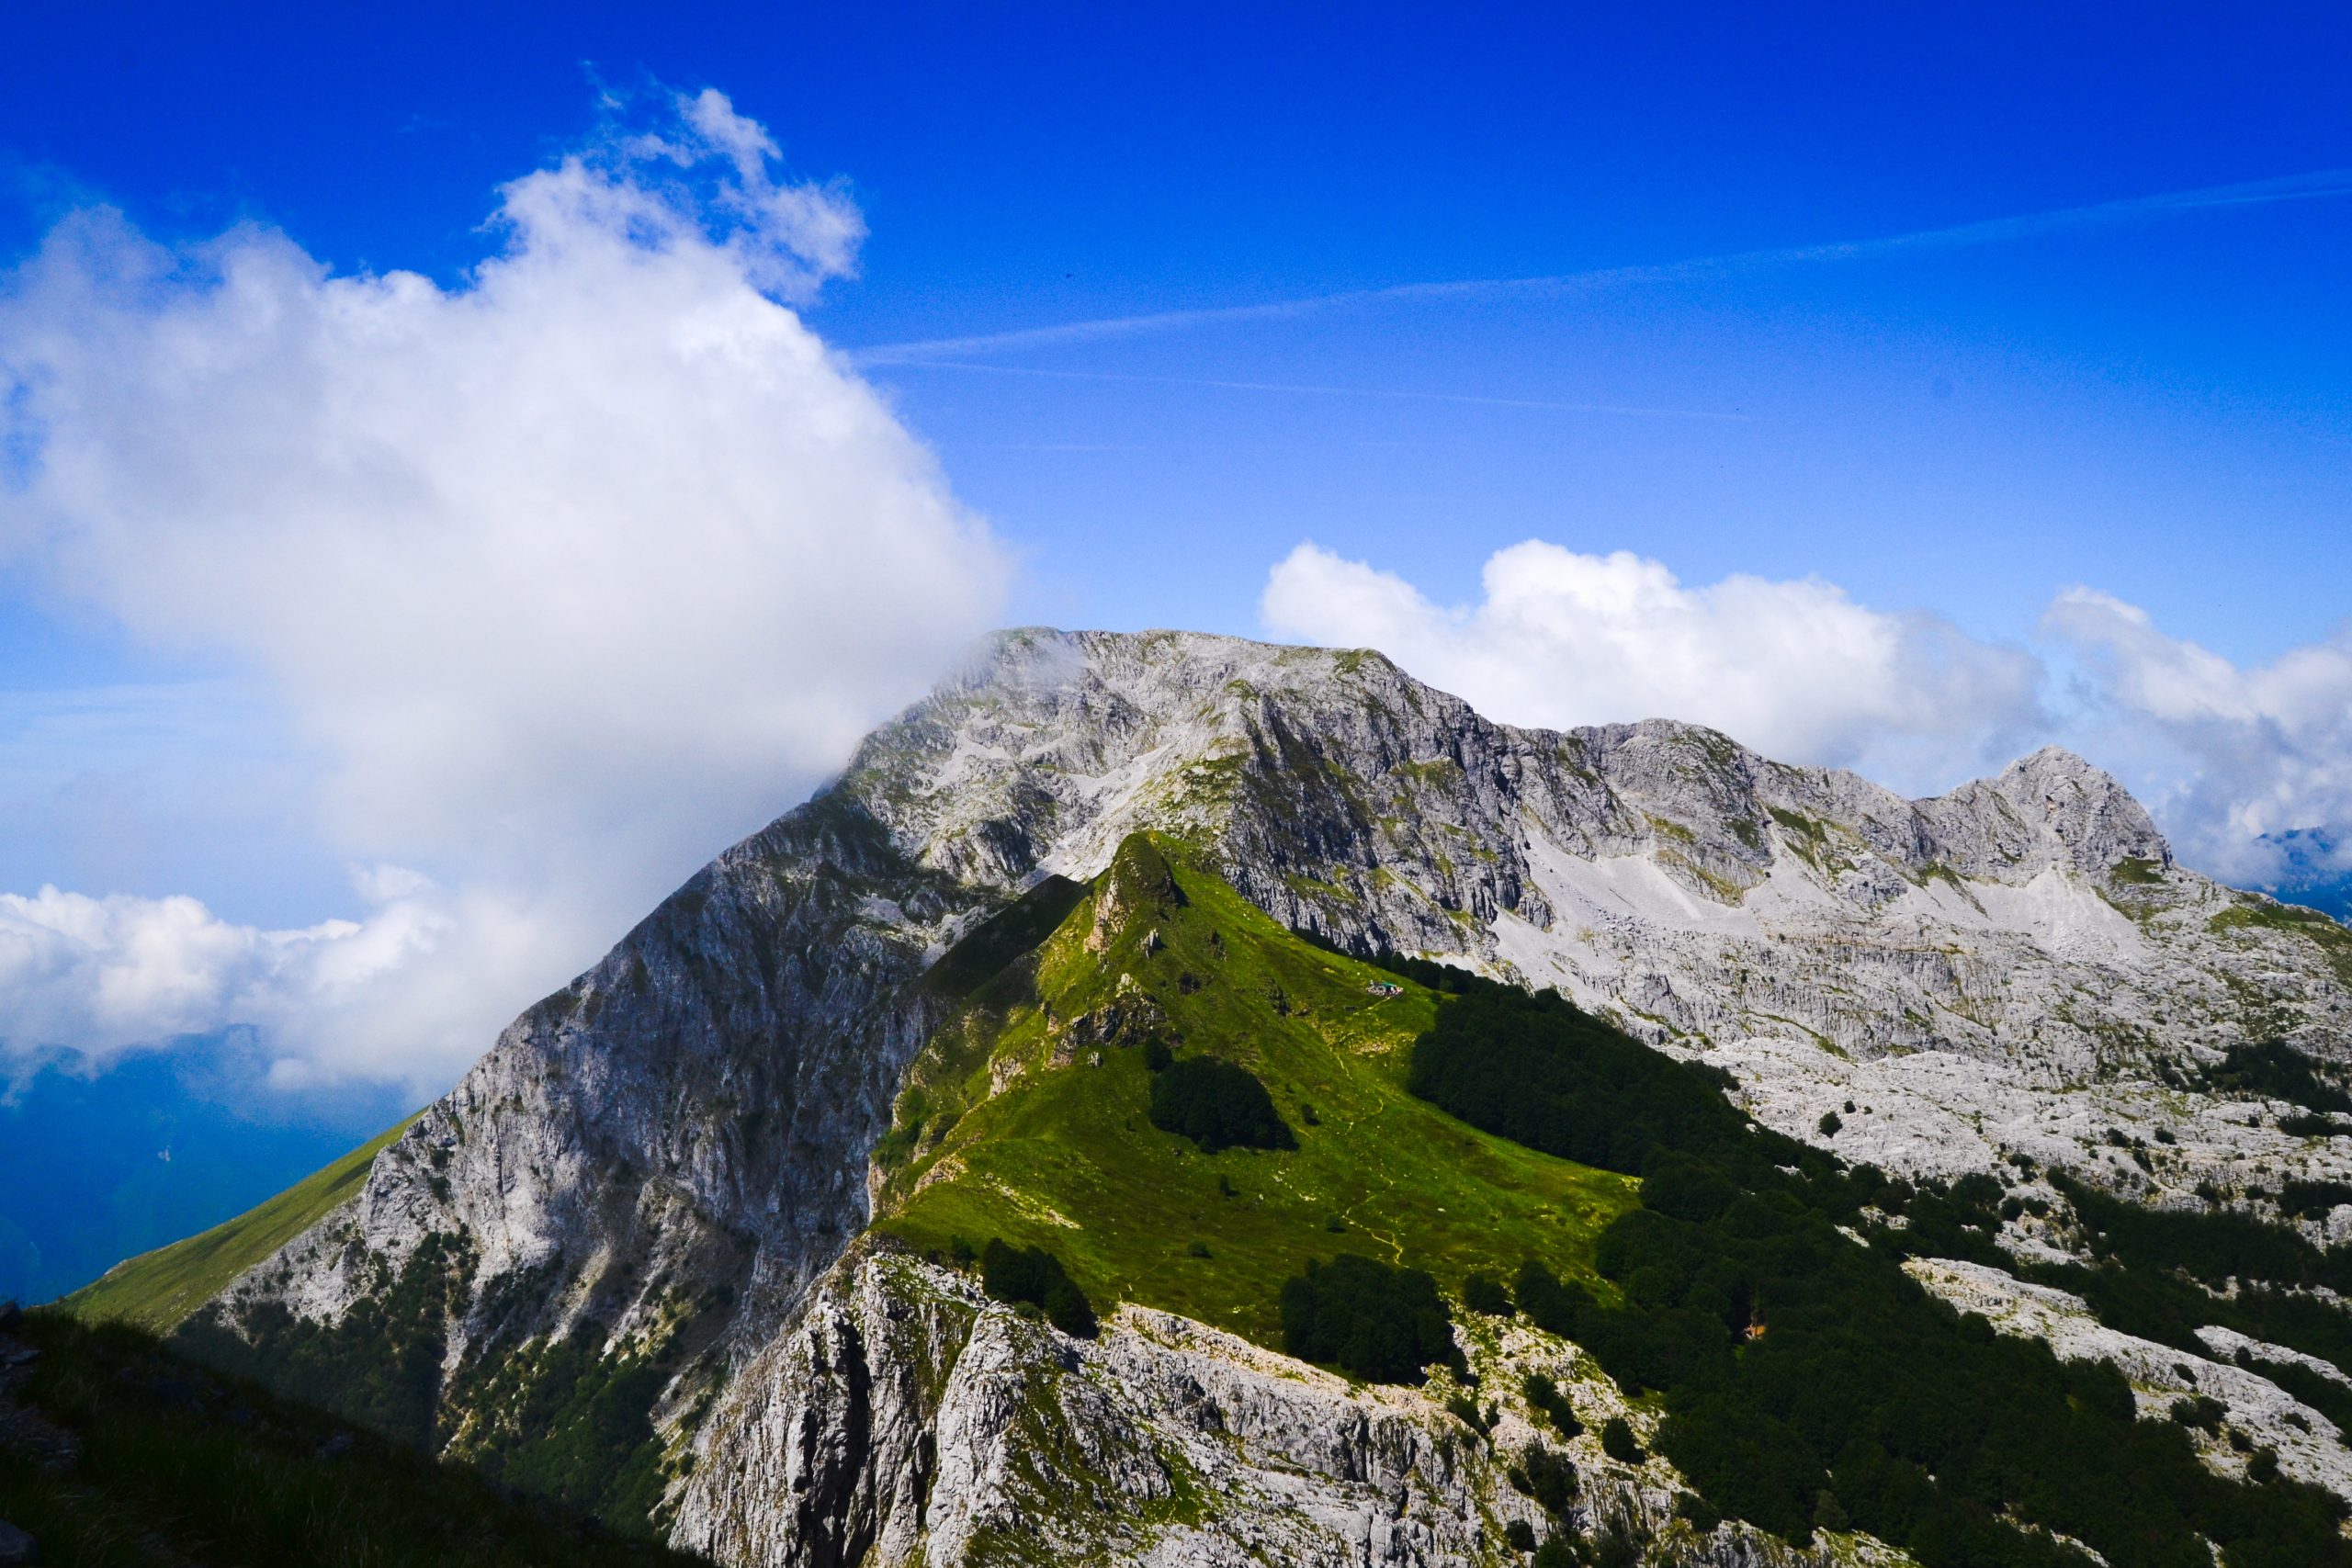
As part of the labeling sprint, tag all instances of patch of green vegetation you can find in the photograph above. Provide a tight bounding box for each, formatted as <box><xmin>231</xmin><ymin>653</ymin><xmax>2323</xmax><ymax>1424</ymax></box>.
<box><xmin>1918</xmin><ymin>862</ymin><xmax>1972</xmax><ymax>895</ymax></box>
<box><xmin>1278</xmin><ymin>1254</ymin><xmax>1458</xmax><ymax>1383</ymax></box>
<box><xmin>1645</xmin><ymin>814</ymin><xmax>1696</xmax><ymax>844</ymax></box>
<box><xmin>2022</xmin><ymin>1174</ymin><xmax>2352</xmax><ymax>1379</ymax></box>
<box><xmin>1766</xmin><ymin>807</ymin><xmax>1870</xmax><ymax>882</ymax></box>
<box><xmin>1280</xmin><ymin>868</ymin><xmax>1359</xmax><ymax>904</ymax></box>
<box><xmin>2209</xmin><ymin>900</ymin><xmax>2352</xmax><ymax>986</ymax></box>
<box><xmin>1521</xmin><ymin>1371</ymin><xmax>1581</xmax><ymax>1437</ymax></box>
<box><xmin>922</xmin><ymin>874</ymin><xmax>1091</xmax><ymax>1000</ymax></box>
<box><xmin>2110</xmin><ymin>857</ymin><xmax>2167</xmax><ymax>886</ymax></box>
<box><xmin>1658</xmin><ymin>849</ymin><xmax>1750</xmax><ymax>903</ymax></box>
<box><xmin>446</xmin><ymin>1317</ymin><xmax>693</xmax><ymax>1537</ymax></box>
<box><xmin>1148</xmin><ymin>1055</ymin><xmax>1295</xmax><ymax>1152</ymax></box>
<box><xmin>1397</xmin><ymin>959</ymin><xmax>1751</xmax><ymax>1174</ymax></box>
<box><xmin>1463</xmin><ymin>1270</ymin><xmax>1513</xmax><ymax>1317</ymax></box>
<box><xmin>1767</xmin><ymin>806</ymin><xmax>1828</xmax><ymax>848</ymax></box>
<box><xmin>1392</xmin><ymin>756</ymin><xmax>1464</xmax><ymax>789</ymax></box>
<box><xmin>1167</xmin><ymin>749</ymin><xmax>1249</xmax><ymax>805</ymax></box>
<box><xmin>0</xmin><ymin>1311</ymin><xmax>707</xmax><ymax>1568</ymax></box>
<box><xmin>63</xmin><ymin>1113</ymin><xmax>420</xmax><ymax>1333</ymax></box>
<box><xmin>2199</xmin><ymin>1039</ymin><xmax>2352</xmax><ymax>1117</ymax></box>
<box><xmin>1509</xmin><ymin>1445</ymin><xmax>1583</xmax><ymax>1538</ymax></box>
<box><xmin>2279</xmin><ymin>1179</ymin><xmax>2352</xmax><ymax>1218</ymax></box>
<box><xmin>980</xmin><ymin>1239</ymin><xmax>1097</xmax><ymax>1337</ymax></box>
<box><xmin>874</xmin><ymin>834</ymin><xmax>1638</xmax><ymax>1345</ymax></box>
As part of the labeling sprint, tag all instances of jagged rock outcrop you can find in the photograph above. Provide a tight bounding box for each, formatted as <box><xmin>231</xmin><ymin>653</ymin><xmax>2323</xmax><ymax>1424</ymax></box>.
<box><xmin>166</xmin><ymin>627</ymin><xmax>2352</xmax><ymax>1564</ymax></box>
<box><xmin>673</xmin><ymin>1250</ymin><xmax>1877</xmax><ymax>1568</ymax></box>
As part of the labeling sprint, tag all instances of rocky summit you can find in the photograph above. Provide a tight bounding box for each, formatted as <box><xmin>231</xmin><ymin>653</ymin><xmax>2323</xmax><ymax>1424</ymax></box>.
<box><xmin>62</xmin><ymin>629</ymin><xmax>2352</xmax><ymax>1568</ymax></box>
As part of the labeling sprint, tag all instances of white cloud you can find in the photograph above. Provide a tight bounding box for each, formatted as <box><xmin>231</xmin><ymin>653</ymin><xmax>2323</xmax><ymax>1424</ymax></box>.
<box><xmin>2044</xmin><ymin>589</ymin><xmax>2352</xmax><ymax>886</ymax></box>
<box><xmin>0</xmin><ymin>88</ymin><xmax>1009</xmax><ymax>1084</ymax></box>
<box><xmin>1261</xmin><ymin>540</ymin><xmax>2041</xmax><ymax>786</ymax></box>
<box><xmin>0</xmin><ymin>869</ymin><xmax>574</xmax><ymax>1091</ymax></box>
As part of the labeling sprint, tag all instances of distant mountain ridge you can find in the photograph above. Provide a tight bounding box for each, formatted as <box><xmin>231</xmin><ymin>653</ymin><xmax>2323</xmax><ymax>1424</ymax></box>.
<box><xmin>64</xmin><ymin>628</ymin><xmax>2352</xmax><ymax>1566</ymax></box>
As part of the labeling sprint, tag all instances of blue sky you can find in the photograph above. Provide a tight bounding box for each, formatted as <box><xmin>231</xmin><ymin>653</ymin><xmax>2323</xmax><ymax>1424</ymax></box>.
<box><xmin>7</xmin><ymin>4</ymin><xmax>2347</xmax><ymax>651</ymax></box>
<box><xmin>0</xmin><ymin>0</ymin><xmax>2347</xmax><ymax>1149</ymax></box>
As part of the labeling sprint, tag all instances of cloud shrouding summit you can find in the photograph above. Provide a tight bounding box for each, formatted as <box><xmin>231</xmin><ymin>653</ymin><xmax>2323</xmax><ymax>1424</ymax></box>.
<box><xmin>1261</xmin><ymin>540</ymin><xmax>2042</xmax><ymax>789</ymax></box>
<box><xmin>0</xmin><ymin>89</ymin><xmax>1009</xmax><ymax>1086</ymax></box>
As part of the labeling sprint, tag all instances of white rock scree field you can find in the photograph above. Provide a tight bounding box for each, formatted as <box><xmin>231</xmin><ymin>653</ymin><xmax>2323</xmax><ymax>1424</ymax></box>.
<box><xmin>34</xmin><ymin>629</ymin><xmax>2352</xmax><ymax>1568</ymax></box>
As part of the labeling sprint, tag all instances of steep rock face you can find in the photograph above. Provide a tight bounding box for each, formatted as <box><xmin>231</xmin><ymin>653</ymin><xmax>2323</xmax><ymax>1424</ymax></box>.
<box><xmin>213</xmin><ymin>795</ymin><xmax>977</xmax><ymax>1382</ymax></box>
<box><xmin>176</xmin><ymin>627</ymin><xmax>2352</xmax><ymax>1562</ymax></box>
<box><xmin>674</xmin><ymin>1251</ymin><xmax>1859</xmax><ymax>1568</ymax></box>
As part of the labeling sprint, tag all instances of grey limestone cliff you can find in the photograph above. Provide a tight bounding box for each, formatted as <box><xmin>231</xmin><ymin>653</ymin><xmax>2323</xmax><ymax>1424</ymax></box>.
<box><xmin>672</xmin><ymin>1250</ymin><xmax>1864</xmax><ymax>1568</ymax></box>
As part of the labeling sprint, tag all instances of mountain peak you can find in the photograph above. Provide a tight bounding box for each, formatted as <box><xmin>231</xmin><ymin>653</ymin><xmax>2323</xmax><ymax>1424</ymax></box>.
<box><xmin>1977</xmin><ymin>742</ymin><xmax>2173</xmax><ymax>874</ymax></box>
<box><xmin>73</xmin><ymin>620</ymin><xmax>2352</xmax><ymax>1568</ymax></box>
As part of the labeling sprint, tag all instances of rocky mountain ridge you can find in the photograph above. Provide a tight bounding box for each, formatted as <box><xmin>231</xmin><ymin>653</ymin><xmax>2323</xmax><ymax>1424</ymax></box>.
<box><xmin>76</xmin><ymin>627</ymin><xmax>2352</xmax><ymax>1566</ymax></box>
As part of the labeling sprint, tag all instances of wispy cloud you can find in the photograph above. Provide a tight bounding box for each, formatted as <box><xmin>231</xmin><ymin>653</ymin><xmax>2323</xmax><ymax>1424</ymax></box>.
<box><xmin>876</xmin><ymin>358</ymin><xmax>1748</xmax><ymax>420</ymax></box>
<box><xmin>854</xmin><ymin>168</ymin><xmax>2352</xmax><ymax>365</ymax></box>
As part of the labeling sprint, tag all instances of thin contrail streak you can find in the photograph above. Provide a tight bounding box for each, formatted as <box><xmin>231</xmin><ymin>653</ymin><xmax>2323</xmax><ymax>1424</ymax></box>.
<box><xmin>879</xmin><ymin>358</ymin><xmax>1750</xmax><ymax>420</ymax></box>
<box><xmin>850</xmin><ymin>168</ymin><xmax>2352</xmax><ymax>366</ymax></box>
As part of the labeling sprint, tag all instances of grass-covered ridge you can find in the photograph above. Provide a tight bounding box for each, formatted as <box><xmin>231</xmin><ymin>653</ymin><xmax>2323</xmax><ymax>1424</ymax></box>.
<box><xmin>871</xmin><ymin>832</ymin><xmax>1638</xmax><ymax>1345</ymax></box>
<box><xmin>62</xmin><ymin>1112</ymin><xmax>419</xmax><ymax>1332</ymax></box>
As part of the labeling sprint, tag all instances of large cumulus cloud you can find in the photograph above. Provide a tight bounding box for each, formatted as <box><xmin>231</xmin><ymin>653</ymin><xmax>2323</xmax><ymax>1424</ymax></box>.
<box><xmin>0</xmin><ymin>89</ymin><xmax>1009</xmax><ymax>1086</ymax></box>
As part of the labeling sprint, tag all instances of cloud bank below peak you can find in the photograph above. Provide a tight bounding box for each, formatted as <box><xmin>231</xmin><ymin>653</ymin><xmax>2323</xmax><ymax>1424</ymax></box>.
<box><xmin>0</xmin><ymin>87</ymin><xmax>1010</xmax><ymax>1084</ymax></box>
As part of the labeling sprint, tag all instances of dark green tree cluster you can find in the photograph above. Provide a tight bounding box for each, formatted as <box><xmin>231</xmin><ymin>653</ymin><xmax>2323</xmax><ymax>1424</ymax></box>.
<box><xmin>979</xmin><ymin>1238</ymin><xmax>1097</xmax><ymax>1337</ymax></box>
<box><xmin>1279</xmin><ymin>1253</ymin><xmax>1458</xmax><ymax>1384</ymax></box>
<box><xmin>2059</xmin><ymin>1174</ymin><xmax>2352</xmax><ymax>1298</ymax></box>
<box><xmin>1463</xmin><ymin>1270</ymin><xmax>1514</xmax><ymax>1316</ymax></box>
<box><xmin>1521</xmin><ymin>1372</ymin><xmax>1580</xmax><ymax>1436</ymax></box>
<box><xmin>2200</xmin><ymin>1040</ymin><xmax>2352</xmax><ymax>1117</ymax></box>
<box><xmin>1391</xmin><ymin>962</ymin><xmax>2352</xmax><ymax>1568</ymax></box>
<box><xmin>1598</xmin><ymin>1416</ymin><xmax>1643</xmax><ymax>1465</ymax></box>
<box><xmin>1148</xmin><ymin>1055</ymin><xmax>1296</xmax><ymax>1152</ymax></box>
<box><xmin>1510</xmin><ymin>1440</ymin><xmax>1580</xmax><ymax>1515</ymax></box>
<box><xmin>2278</xmin><ymin>1179</ymin><xmax>2352</xmax><ymax>1219</ymax></box>
<box><xmin>1504</xmin><ymin>1443</ymin><xmax>1601</xmax><ymax>1566</ymax></box>
<box><xmin>2016</xmin><ymin>1176</ymin><xmax>2352</xmax><ymax>1438</ymax></box>
<box><xmin>1401</xmin><ymin>968</ymin><xmax>1763</xmax><ymax>1177</ymax></box>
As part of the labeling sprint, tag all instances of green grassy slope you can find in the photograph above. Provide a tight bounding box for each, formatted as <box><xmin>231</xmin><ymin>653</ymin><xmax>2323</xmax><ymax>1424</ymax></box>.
<box><xmin>873</xmin><ymin>834</ymin><xmax>1638</xmax><ymax>1343</ymax></box>
<box><xmin>62</xmin><ymin>1113</ymin><xmax>418</xmax><ymax>1332</ymax></box>
<box><xmin>0</xmin><ymin>1309</ymin><xmax>706</xmax><ymax>1567</ymax></box>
